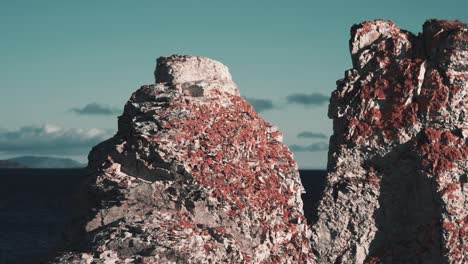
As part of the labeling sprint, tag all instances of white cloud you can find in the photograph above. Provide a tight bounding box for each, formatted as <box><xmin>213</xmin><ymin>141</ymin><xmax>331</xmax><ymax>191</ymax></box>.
<box><xmin>0</xmin><ymin>124</ymin><xmax>112</xmax><ymax>155</ymax></box>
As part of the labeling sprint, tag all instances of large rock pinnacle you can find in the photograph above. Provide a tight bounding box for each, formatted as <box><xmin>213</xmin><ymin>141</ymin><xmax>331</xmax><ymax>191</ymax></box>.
<box><xmin>311</xmin><ymin>19</ymin><xmax>467</xmax><ymax>263</ymax></box>
<box><xmin>52</xmin><ymin>55</ymin><xmax>312</xmax><ymax>263</ymax></box>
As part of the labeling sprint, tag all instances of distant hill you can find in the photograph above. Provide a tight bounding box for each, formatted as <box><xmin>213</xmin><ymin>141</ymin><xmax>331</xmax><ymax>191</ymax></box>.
<box><xmin>0</xmin><ymin>156</ymin><xmax>85</xmax><ymax>168</ymax></box>
<box><xmin>0</xmin><ymin>160</ymin><xmax>27</xmax><ymax>168</ymax></box>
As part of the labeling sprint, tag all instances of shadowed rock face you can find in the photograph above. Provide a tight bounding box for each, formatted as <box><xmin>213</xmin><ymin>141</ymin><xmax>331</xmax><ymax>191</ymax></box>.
<box><xmin>52</xmin><ymin>55</ymin><xmax>313</xmax><ymax>263</ymax></box>
<box><xmin>311</xmin><ymin>19</ymin><xmax>467</xmax><ymax>263</ymax></box>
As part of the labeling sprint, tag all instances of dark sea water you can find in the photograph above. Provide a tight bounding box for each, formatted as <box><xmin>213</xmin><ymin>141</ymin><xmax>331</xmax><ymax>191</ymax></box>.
<box><xmin>0</xmin><ymin>169</ymin><xmax>87</xmax><ymax>264</ymax></box>
<box><xmin>0</xmin><ymin>169</ymin><xmax>326</xmax><ymax>264</ymax></box>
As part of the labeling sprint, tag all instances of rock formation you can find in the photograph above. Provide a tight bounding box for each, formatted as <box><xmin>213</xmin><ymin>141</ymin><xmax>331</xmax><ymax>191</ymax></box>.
<box><xmin>311</xmin><ymin>20</ymin><xmax>467</xmax><ymax>263</ymax></box>
<box><xmin>51</xmin><ymin>19</ymin><xmax>467</xmax><ymax>264</ymax></box>
<box><xmin>52</xmin><ymin>55</ymin><xmax>312</xmax><ymax>263</ymax></box>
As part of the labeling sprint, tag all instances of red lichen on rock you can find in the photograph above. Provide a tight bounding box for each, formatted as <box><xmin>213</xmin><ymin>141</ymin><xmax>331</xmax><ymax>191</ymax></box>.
<box><xmin>315</xmin><ymin>19</ymin><xmax>468</xmax><ymax>263</ymax></box>
<box><xmin>114</xmin><ymin>80</ymin><xmax>312</xmax><ymax>262</ymax></box>
<box><xmin>415</xmin><ymin>128</ymin><xmax>468</xmax><ymax>174</ymax></box>
<box><xmin>418</xmin><ymin>69</ymin><xmax>450</xmax><ymax>118</ymax></box>
<box><xmin>341</xmin><ymin>54</ymin><xmax>424</xmax><ymax>144</ymax></box>
<box><xmin>52</xmin><ymin>55</ymin><xmax>313</xmax><ymax>263</ymax></box>
<box><xmin>365</xmin><ymin>172</ymin><xmax>380</xmax><ymax>188</ymax></box>
<box><xmin>442</xmin><ymin>217</ymin><xmax>468</xmax><ymax>262</ymax></box>
<box><xmin>163</xmin><ymin>95</ymin><xmax>295</xmax><ymax>220</ymax></box>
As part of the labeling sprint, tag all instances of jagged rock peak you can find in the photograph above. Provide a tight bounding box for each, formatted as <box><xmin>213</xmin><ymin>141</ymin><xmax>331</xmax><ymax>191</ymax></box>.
<box><xmin>313</xmin><ymin>19</ymin><xmax>467</xmax><ymax>263</ymax></box>
<box><xmin>349</xmin><ymin>19</ymin><xmax>420</xmax><ymax>71</ymax></box>
<box><xmin>154</xmin><ymin>55</ymin><xmax>239</xmax><ymax>96</ymax></box>
<box><xmin>350</xmin><ymin>19</ymin><xmax>408</xmax><ymax>55</ymax></box>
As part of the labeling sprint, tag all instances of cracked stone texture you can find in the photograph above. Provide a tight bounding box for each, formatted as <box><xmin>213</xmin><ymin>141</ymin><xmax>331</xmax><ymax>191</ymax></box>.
<box><xmin>51</xmin><ymin>55</ymin><xmax>313</xmax><ymax>263</ymax></box>
<box><xmin>310</xmin><ymin>19</ymin><xmax>467</xmax><ymax>263</ymax></box>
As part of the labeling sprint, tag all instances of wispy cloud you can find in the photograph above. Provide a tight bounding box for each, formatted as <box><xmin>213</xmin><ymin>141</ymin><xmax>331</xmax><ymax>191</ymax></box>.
<box><xmin>0</xmin><ymin>124</ymin><xmax>111</xmax><ymax>155</ymax></box>
<box><xmin>286</xmin><ymin>93</ymin><xmax>329</xmax><ymax>106</ymax></box>
<box><xmin>297</xmin><ymin>131</ymin><xmax>327</xmax><ymax>139</ymax></box>
<box><xmin>245</xmin><ymin>97</ymin><xmax>275</xmax><ymax>113</ymax></box>
<box><xmin>289</xmin><ymin>142</ymin><xmax>329</xmax><ymax>152</ymax></box>
<box><xmin>70</xmin><ymin>102</ymin><xmax>121</xmax><ymax>116</ymax></box>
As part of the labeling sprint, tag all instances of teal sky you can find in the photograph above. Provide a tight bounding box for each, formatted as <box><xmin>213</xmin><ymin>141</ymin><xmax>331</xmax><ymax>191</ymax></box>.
<box><xmin>0</xmin><ymin>0</ymin><xmax>466</xmax><ymax>168</ymax></box>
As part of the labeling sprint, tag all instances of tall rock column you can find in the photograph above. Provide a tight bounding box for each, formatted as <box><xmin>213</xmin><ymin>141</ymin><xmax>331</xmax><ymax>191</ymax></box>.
<box><xmin>53</xmin><ymin>55</ymin><xmax>313</xmax><ymax>263</ymax></box>
<box><xmin>310</xmin><ymin>20</ymin><xmax>467</xmax><ymax>263</ymax></box>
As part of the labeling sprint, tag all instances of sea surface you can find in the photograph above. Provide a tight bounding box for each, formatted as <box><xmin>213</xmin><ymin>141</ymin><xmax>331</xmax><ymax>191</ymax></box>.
<box><xmin>0</xmin><ymin>169</ymin><xmax>326</xmax><ymax>264</ymax></box>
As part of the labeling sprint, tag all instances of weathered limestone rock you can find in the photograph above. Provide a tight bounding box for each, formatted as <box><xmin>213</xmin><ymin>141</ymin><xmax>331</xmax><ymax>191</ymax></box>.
<box><xmin>154</xmin><ymin>55</ymin><xmax>238</xmax><ymax>96</ymax></box>
<box><xmin>311</xmin><ymin>20</ymin><xmax>467</xmax><ymax>263</ymax></box>
<box><xmin>52</xmin><ymin>55</ymin><xmax>312</xmax><ymax>263</ymax></box>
